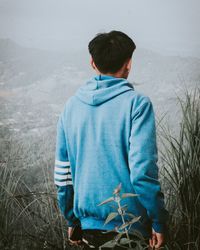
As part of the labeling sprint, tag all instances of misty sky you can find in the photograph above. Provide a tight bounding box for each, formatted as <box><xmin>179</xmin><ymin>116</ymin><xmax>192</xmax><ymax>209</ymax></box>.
<box><xmin>0</xmin><ymin>0</ymin><xmax>200</xmax><ymax>57</ymax></box>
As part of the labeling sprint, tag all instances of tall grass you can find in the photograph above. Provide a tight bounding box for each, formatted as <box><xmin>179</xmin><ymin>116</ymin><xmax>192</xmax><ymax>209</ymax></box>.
<box><xmin>1</xmin><ymin>88</ymin><xmax>200</xmax><ymax>249</ymax></box>
<box><xmin>0</xmin><ymin>139</ymin><xmax>72</xmax><ymax>250</ymax></box>
<box><xmin>159</xmin><ymin>88</ymin><xmax>200</xmax><ymax>249</ymax></box>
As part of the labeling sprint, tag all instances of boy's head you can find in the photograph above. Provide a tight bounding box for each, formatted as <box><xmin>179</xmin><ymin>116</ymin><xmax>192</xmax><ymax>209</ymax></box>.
<box><xmin>88</xmin><ymin>30</ymin><xmax>136</xmax><ymax>78</ymax></box>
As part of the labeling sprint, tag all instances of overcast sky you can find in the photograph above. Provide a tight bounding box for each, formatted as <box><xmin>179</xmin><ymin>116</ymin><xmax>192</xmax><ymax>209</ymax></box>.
<box><xmin>0</xmin><ymin>0</ymin><xmax>200</xmax><ymax>57</ymax></box>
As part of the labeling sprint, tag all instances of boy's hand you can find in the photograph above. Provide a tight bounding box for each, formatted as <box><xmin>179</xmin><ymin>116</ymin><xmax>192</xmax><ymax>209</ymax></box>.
<box><xmin>149</xmin><ymin>228</ymin><xmax>164</xmax><ymax>249</ymax></box>
<box><xmin>68</xmin><ymin>227</ymin><xmax>82</xmax><ymax>246</ymax></box>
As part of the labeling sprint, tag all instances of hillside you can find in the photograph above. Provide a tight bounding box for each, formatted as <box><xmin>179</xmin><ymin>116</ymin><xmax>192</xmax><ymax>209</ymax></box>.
<box><xmin>0</xmin><ymin>39</ymin><xmax>199</xmax><ymax>147</ymax></box>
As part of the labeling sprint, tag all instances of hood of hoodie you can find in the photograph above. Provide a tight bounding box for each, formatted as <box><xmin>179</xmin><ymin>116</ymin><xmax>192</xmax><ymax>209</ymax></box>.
<box><xmin>75</xmin><ymin>75</ymin><xmax>134</xmax><ymax>106</ymax></box>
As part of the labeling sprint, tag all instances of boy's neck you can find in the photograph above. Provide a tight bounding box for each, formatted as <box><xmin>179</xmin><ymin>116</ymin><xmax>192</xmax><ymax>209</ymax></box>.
<box><xmin>98</xmin><ymin>72</ymin><xmax>128</xmax><ymax>79</ymax></box>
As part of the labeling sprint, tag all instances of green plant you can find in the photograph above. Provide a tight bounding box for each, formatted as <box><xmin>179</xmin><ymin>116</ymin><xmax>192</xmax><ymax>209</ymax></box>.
<box><xmin>97</xmin><ymin>183</ymin><xmax>148</xmax><ymax>249</ymax></box>
<box><xmin>159</xmin><ymin>88</ymin><xmax>200</xmax><ymax>249</ymax></box>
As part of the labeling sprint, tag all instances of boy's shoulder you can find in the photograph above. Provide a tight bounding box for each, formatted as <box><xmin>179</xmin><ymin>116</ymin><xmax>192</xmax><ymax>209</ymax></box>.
<box><xmin>125</xmin><ymin>88</ymin><xmax>154</xmax><ymax>120</ymax></box>
<box><xmin>126</xmin><ymin>88</ymin><xmax>152</xmax><ymax>106</ymax></box>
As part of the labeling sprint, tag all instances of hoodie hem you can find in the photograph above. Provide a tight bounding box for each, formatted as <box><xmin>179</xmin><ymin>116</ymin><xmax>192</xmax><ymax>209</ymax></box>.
<box><xmin>80</xmin><ymin>216</ymin><xmax>119</xmax><ymax>231</ymax></box>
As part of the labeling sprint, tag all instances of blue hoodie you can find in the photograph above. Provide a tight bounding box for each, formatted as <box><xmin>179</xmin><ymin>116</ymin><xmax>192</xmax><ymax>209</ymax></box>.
<box><xmin>54</xmin><ymin>74</ymin><xmax>168</xmax><ymax>238</ymax></box>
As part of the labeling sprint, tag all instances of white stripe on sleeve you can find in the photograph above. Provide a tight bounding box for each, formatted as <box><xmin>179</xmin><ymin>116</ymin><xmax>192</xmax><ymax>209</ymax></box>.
<box><xmin>54</xmin><ymin>166</ymin><xmax>71</xmax><ymax>174</ymax></box>
<box><xmin>54</xmin><ymin>173</ymin><xmax>72</xmax><ymax>180</ymax></box>
<box><xmin>55</xmin><ymin>159</ymin><xmax>70</xmax><ymax>166</ymax></box>
<box><xmin>55</xmin><ymin>180</ymin><xmax>73</xmax><ymax>186</ymax></box>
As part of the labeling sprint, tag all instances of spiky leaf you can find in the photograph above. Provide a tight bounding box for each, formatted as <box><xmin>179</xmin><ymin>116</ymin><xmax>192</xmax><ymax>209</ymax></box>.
<box><xmin>118</xmin><ymin>221</ymin><xmax>130</xmax><ymax>230</ymax></box>
<box><xmin>113</xmin><ymin>183</ymin><xmax>122</xmax><ymax>194</ymax></box>
<box><xmin>97</xmin><ymin>197</ymin><xmax>114</xmax><ymax>206</ymax></box>
<box><xmin>121</xmin><ymin>193</ymin><xmax>139</xmax><ymax>198</ymax></box>
<box><xmin>119</xmin><ymin>216</ymin><xmax>141</xmax><ymax>230</ymax></box>
<box><xmin>129</xmin><ymin>216</ymin><xmax>141</xmax><ymax>225</ymax></box>
<box><xmin>104</xmin><ymin>212</ymin><xmax>119</xmax><ymax>225</ymax></box>
<box><xmin>99</xmin><ymin>240</ymin><xmax>117</xmax><ymax>248</ymax></box>
<box><xmin>120</xmin><ymin>238</ymin><xmax>134</xmax><ymax>245</ymax></box>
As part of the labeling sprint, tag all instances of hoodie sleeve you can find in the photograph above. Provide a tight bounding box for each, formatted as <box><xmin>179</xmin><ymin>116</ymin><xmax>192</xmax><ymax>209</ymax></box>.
<box><xmin>128</xmin><ymin>97</ymin><xmax>169</xmax><ymax>233</ymax></box>
<box><xmin>54</xmin><ymin>114</ymin><xmax>80</xmax><ymax>227</ymax></box>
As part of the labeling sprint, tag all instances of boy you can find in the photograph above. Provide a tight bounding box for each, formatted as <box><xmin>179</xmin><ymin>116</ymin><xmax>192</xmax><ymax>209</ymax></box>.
<box><xmin>54</xmin><ymin>31</ymin><xmax>168</xmax><ymax>249</ymax></box>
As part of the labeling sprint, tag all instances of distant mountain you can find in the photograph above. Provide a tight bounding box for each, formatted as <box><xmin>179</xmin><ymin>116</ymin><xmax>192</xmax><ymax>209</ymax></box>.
<box><xmin>0</xmin><ymin>39</ymin><xmax>199</xmax><ymax>137</ymax></box>
<box><xmin>0</xmin><ymin>38</ymin><xmax>26</xmax><ymax>60</ymax></box>
<box><xmin>0</xmin><ymin>39</ymin><xmax>68</xmax><ymax>87</ymax></box>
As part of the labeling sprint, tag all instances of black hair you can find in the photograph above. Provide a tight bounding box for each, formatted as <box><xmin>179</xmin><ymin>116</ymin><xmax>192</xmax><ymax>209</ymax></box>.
<box><xmin>88</xmin><ymin>30</ymin><xmax>136</xmax><ymax>74</ymax></box>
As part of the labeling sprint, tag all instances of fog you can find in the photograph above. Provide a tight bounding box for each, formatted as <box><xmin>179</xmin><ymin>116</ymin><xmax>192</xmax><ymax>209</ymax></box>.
<box><xmin>0</xmin><ymin>0</ymin><xmax>200</xmax><ymax>57</ymax></box>
<box><xmin>0</xmin><ymin>0</ymin><xmax>200</xmax><ymax>156</ymax></box>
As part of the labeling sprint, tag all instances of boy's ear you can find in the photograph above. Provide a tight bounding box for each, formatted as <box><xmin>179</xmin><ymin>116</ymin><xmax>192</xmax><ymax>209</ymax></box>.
<box><xmin>90</xmin><ymin>57</ymin><xmax>96</xmax><ymax>70</ymax></box>
<box><xmin>126</xmin><ymin>58</ymin><xmax>132</xmax><ymax>72</ymax></box>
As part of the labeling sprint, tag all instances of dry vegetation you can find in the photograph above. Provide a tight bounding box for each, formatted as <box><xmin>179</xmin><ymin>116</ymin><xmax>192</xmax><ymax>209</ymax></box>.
<box><xmin>0</xmin><ymin>88</ymin><xmax>200</xmax><ymax>249</ymax></box>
